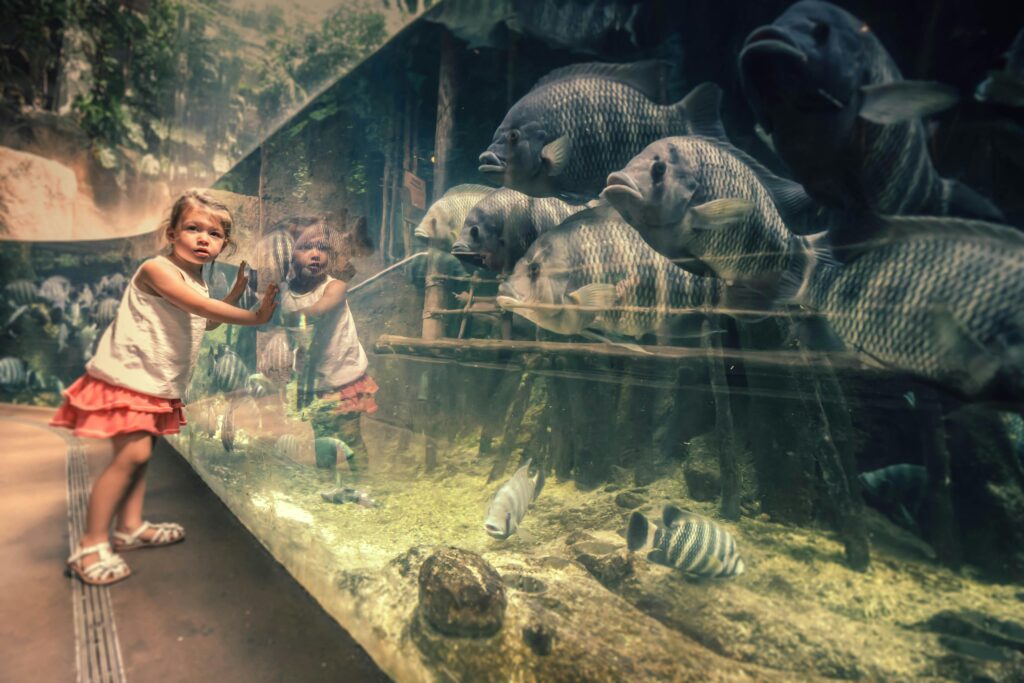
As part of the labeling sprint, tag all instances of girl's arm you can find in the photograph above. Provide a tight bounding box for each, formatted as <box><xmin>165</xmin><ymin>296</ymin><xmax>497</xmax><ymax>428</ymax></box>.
<box><xmin>207</xmin><ymin>261</ymin><xmax>251</xmax><ymax>331</ymax></box>
<box><xmin>282</xmin><ymin>280</ymin><xmax>348</xmax><ymax>326</ymax></box>
<box><xmin>139</xmin><ymin>260</ymin><xmax>277</xmax><ymax>326</ymax></box>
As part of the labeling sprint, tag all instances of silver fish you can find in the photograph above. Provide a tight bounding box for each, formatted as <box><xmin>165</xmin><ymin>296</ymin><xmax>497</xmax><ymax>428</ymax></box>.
<box><xmin>78</xmin><ymin>323</ymin><xmax>100</xmax><ymax>361</ymax></box>
<box><xmin>5</xmin><ymin>280</ymin><xmax>38</xmax><ymax>306</ymax></box>
<box><xmin>452</xmin><ymin>187</ymin><xmax>584</xmax><ymax>273</ymax></box>
<box><xmin>256</xmin><ymin>229</ymin><xmax>295</xmax><ymax>286</ymax></box>
<box><xmin>497</xmin><ymin>203</ymin><xmax>722</xmax><ymax>341</ymax></box>
<box><xmin>484</xmin><ymin>459</ymin><xmax>545</xmax><ymax>540</ymax></box>
<box><xmin>479</xmin><ymin>62</ymin><xmax>722</xmax><ymax>199</ymax></box>
<box><xmin>94</xmin><ymin>297</ymin><xmax>119</xmax><ymax>329</ymax></box>
<box><xmin>628</xmin><ymin>505</ymin><xmax>745</xmax><ymax>578</ymax></box>
<box><xmin>779</xmin><ymin>217</ymin><xmax>1024</xmax><ymax>404</ymax></box>
<box><xmin>739</xmin><ymin>0</ymin><xmax>1002</xmax><ymax>221</ymax></box>
<box><xmin>213</xmin><ymin>347</ymin><xmax>249</xmax><ymax>393</ymax></box>
<box><xmin>414</xmin><ymin>184</ymin><xmax>495</xmax><ymax>247</ymax></box>
<box><xmin>0</xmin><ymin>357</ymin><xmax>30</xmax><ymax>387</ymax></box>
<box><xmin>976</xmin><ymin>27</ymin><xmax>1024</xmax><ymax>108</ymax></box>
<box><xmin>257</xmin><ymin>330</ymin><xmax>295</xmax><ymax>384</ymax></box>
<box><xmin>39</xmin><ymin>275</ymin><xmax>72</xmax><ymax>309</ymax></box>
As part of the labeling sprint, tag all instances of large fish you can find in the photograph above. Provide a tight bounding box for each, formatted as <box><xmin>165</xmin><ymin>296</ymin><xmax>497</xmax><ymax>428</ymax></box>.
<box><xmin>858</xmin><ymin>463</ymin><xmax>926</xmax><ymax>530</ymax></box>
<box><xmin>628</xmin><ymin>505</ymin><xmax>745</xmax><ymax>578</ymax></box>
<box><xmin>496</xmin><ymin>204</ymin><xmax>722</xmax><ymax>341</ymax></box>
<box><xmin>738</xmin><ymin>0</ymin><xmax>1003</xmax><ymax>221</ymax></box>
<box><xmin>255</xmin><ymin>229</ymin><xmax>295</xmax><ymax>287</ymax></box>
<box><xmin>602</xmin><ymin>133</ymin><xmax>811</xmax><ymax>293</ymax></box>
<box><xmin>414</xmin><ymin>184</ymin><xmax>495</xmax><ymax>247</ymax></box>
<box><xmin>976</xmin><ymin>27</ymin><xmax>1024</xmax><ymax>108</ymax></box>
<box><xmin>451</xmin><ymin>188</ymin><xmax>583</xmax><ymax>273</ymax></box>
<box><xmin>484</xmin><ymin>458</ymin><xmax>545</xmax><ymax>540</ymax></box>
<box><xmin>778</xmin><ymin>216</ymin><xmax>1024</xmax><ymax>405</ymax></box>
<box><xmin>478</xmin><ymin>61</ymin><xmax>721</xmax><ymax>199</ymax></box>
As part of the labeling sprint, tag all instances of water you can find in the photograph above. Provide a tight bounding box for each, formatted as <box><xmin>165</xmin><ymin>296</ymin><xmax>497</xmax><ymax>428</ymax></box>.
<box><xmin>3</xmin><ymin>1</ymin><xmax>1024</xmax><ymax>680</ymax></box>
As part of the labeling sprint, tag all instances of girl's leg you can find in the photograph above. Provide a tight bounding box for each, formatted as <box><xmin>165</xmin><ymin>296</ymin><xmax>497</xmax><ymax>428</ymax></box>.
<box><xmin>113</xmin><ymin>436</ymin><xmax>155</xmax><ymax>535</ymax></box>
<box><xmin>77</xmin><ymin>432</ymin><xmax>153</xmax><ymax>566</ymax></box>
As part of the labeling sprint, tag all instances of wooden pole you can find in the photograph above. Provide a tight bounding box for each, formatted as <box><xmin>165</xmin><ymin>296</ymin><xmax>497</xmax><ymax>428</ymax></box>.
<box><xmin>702</xmin><ymin>318</ymin><xmax>741</xmax><ymax>521</ymax></box>
<box><xmin>433</xmin><ymin>28</ymin><xmax>458</xmax><ymax>202</ymax></box>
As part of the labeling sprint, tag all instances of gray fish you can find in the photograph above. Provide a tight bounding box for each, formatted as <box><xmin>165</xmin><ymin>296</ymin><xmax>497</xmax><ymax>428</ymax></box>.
<box><xmin>739</xmin><ymin>0</ymin><xmax>1003</xmax><ymax>221</ymax></box>
<box><xmin>5</xmin><ymin>280</ymin><xmax>38</xmax><ymax>306</ymax></box>
<box><xmin>0</xmin><ymin>357</ymin><xmax>29</xmax><ymax>387</ymax></box>
<box><xmin>98</xmin><ymin>273</ymin><xmax>127</xmax><ymax>297</ymax></box>
<box><xmin>451</xmin><ymin>188</ymin><xmax>584</xmax><ymax>273</ymax></box>
<box><xmin>256</xmin><ymin>229</ymin><xmax>295</xmax><ymax>286</ymax></box>
<box><xmin>976</xmin><ymin>27</ymin><xmax>1024</xmax><ymax>108</ymax></box>
<box><xmin>497</xmin><ymin>204</ymin><xmax>722</xmax><ymax>341</ymax></box>
<box><xmin>67</xmin><ymin>300</ymin><xmax>83</xmax><ymax>328</ymax></box>
<box><xmin>56</xmin><ymin>323</ymin><xmax>69</xmax><ymax>352</ymax></box>
<box><xmin>78</xmin><ymin>323</ymin><xmax>100</xmax><ymax>361</ymax></box>
<box><xmin>858</xmin><ymin>463</ymin><xmax>926</xmax><ymax>529</ymax></box>
<box><xmin>478</xmin><ymin>62</ymin><xmax>721</xmax><ymax>199</ymax></box>
<box><xmin>76</xmin><ymin>283</ymin><xmax>95</xmax><ymax>309</ymax></box>
<box><xmin>414</xmin><ymin>184</ymin><xmax>496</xmax><ymax>247</ymax></box>
<box><xmin>245</xmin><ymin>372</ymin><xmax>274</xmax><ymax>399</ymax></box>
<box><xmin>320</xmin><ymin>486</ymin><xmax>379</xmax><ymax>508</ymax></box>
<box><xmin>257</xmin><ymin>331</ymin><xmax>295</xmax><ymax>383</ymax></box>
<box><xmin>39</xmin><ymin>275</ymin><xmax>72</xmax><ymax>309</ymax></box>
<box><xmin>94</xmin><ymin>297</ymin><xmax>119</xmax><ymax>328</ymax></box>
<box><xmin>603</xmin><ymin>134</ymin><xmax>809</xmax><ymax>292</ymax></box>
<box><xmin>778</xmin><ymin>217</ymin><xmax>1024</xmax><ymax>404</ymax></box>
<box><xmin>484</xmin><ymin>458</ymin><xmax>545</xmax><ymax>540</ymax></box>
<box><xmin>213</xmin><ymin>347</ymin><xmax>249</xmax><ymax>393</ymax></box>
<box><xmin>628</xmin><ymin>505</ymin><xmax>745</xmax><ymax>578</ymax></box>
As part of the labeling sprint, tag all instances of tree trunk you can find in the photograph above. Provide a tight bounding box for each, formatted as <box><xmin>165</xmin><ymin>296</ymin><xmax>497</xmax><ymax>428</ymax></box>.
<box><xmin>433</xmin><ymin>28</ymin><xmax>458</xmax><ymax>201</ymax></box>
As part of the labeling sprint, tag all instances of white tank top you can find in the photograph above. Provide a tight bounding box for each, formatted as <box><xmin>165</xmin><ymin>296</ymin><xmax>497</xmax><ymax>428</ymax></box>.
<box><xmin>86</xmin><ymin>255</ymin><xmax>209</xmax><ymax>399</ymax></box>
<box><xmin>280</xmin><ymin>276</ymin><xmax>368</xmax><ymax>390</ymax></box>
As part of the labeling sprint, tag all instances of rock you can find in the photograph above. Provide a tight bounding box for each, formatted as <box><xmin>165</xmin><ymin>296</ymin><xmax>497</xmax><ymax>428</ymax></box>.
<box><xmin>683</xmin><ymin>459</ymin><xmax>720</xmax><ymax>502</ymax></box>
<box><xmin>502</xmin><ymin>573</ymin><xmax>547</xmax><ymax>594</ymax></box>
<box><xmin>0</xmin><ymin>146</ymin><xmax>76</xmax><ymax>240</ymax></box>
<box><xmin>917</xmin><ymin>610</ymin><xmax>1024</xmax><ymax>653</ymax></box>
<box><xmin>615</xmin><ymin>491</ymin><xmax>644</xmax><ymax>509</ymax></box>
<box><xmin>418</xmin><ymin>548</ymin><xmax>506</xmax><ymax>638</ymax></box>
<box><xmin>565</xmin><ymin>530</ymin><xmax>596</xmax><ymax>546</ymax></box>
<box><xmin>575</xmin><ymin>548</ymin><xmax>634</xmax><ymax>589</ymax></box>
<box><xmin>523</xmin><ymin>624</ymin><xmax>554</xmax><ymax>656</ymax></box>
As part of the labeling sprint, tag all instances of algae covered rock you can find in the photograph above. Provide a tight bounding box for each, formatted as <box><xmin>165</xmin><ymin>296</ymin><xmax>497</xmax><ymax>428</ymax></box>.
<box><xmin>418</xmin><ymin>547</ymin><xmax>507</xmax><ymax>637</ymax></box>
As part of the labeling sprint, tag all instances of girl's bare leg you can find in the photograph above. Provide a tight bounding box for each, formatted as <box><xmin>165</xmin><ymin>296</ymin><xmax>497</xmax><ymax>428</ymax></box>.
<box><xmin>77</xmin><ymin>432</ymin><xmax>153</xmax><ymax>567</ymax></box>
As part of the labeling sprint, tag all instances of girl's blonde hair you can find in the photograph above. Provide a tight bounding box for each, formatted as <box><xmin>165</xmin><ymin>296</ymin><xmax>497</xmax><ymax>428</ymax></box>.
<box><xmin>162</xmin><ymin>189</ymin><xmax>235</xmax><ymax>258</ymax></box>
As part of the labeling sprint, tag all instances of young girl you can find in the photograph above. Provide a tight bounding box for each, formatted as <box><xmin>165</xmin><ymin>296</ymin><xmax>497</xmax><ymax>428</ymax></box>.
<box><xmin>52</xmin><ymin>189</ymin><xmax>278</xmax><ymax>586</ymax></box>
<box><xmin>278</xmin><ymin>220</ymin><xmax>377</xmax><ymax>480</ymax></box>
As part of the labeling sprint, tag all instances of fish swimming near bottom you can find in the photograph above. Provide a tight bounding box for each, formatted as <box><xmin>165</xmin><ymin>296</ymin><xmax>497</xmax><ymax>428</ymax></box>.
<box><xmin>484</xmin><ymin>458</ymin><xmax>545</xmax><ymax>540</ymax></box>
<box><xmin>628</xmin><ymin>505</ymin><xmax>745</xmax><ymax>578</ymax></box>
<box><xmin>858</xmin><ymin>464</ymin><xmax>926</xmax><ymax>530</ymax></box>
<box><xmin>320</xmin><ymin>487</ymin><xmax>379</xmax><ymax>508</ymax></box>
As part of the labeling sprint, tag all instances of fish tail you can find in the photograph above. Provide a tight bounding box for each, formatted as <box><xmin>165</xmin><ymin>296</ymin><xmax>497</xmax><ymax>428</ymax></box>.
<box><xmin>532</xmin><ymin>465</ymin><xmax>545</xmax><ymax>502</ymax></box>
<box><xmin>942</xmin><ymin>178</ymin><xmax>1005</xmax><ymax>222</ymax></box>
<box><xmin>677</xmin><ymin>82</ymin><xmax>727</xmax><ymax>140</ymax></box>
<box><xmin>627</xmin><ymin>511</ymin><xmax>656</xmax><ymax>551</ymax></box>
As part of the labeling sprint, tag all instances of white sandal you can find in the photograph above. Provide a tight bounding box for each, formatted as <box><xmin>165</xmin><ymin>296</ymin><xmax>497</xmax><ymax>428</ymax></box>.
<box><xmin>66</xmin><ymin>541</ymin><xmax>131</xmax><ymax>586</ymax></box>
<box><xmin>112</xmin><ymin>521</ymin><xmax>186</xmax><ymax>551</ymax></box>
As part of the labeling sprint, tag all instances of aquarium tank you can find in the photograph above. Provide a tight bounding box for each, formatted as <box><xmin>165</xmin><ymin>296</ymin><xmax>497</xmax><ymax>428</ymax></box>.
<box><xmin>3</xmin><ymin>0</ymin><xmax>1024</xmax><ymax>680</ymax></box>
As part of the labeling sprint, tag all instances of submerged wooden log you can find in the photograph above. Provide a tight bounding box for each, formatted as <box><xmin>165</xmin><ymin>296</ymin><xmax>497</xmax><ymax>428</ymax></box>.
<box><xmin>488</xmin><ymin>368</ymin><xmax>537</xmax><ymax>482</ymax></box>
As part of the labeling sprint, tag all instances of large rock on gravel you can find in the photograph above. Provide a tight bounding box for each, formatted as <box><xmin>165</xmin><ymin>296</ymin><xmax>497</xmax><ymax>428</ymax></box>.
<box><xmin>0</xmin><ymin>146</ymin><xmax>76</xmax><ymax>240</ymax></box>
<box><xmin>418</xmin><ymin>547</ymin><xmax>507</xmax><ymax>637</ymax></box>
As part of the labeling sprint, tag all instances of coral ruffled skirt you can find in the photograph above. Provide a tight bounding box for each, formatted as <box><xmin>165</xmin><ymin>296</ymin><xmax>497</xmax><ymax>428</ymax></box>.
<box><xmin>318</xmin><ymin>373</ymin><xmax>379</xmax><ymax>415</ymax></box>
<box><xmin>50</xmin><ymin>374</ymin><xmax>186</xmax><ymax>438</ymax></box>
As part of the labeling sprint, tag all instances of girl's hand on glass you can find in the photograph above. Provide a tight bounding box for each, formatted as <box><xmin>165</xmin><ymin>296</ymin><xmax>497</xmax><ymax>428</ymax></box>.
<box><xmin>230</xmin><ymin>261</ymin><xmax>250</xmax><ymax>297</ymax></box>
<box><xmin>255</xmin><ymin>283</ymin><xmax>279</xmax><ymax>325</ymax></box>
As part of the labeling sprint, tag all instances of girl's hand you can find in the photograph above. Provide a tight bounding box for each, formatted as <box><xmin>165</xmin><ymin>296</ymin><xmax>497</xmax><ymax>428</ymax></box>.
<box><xmin>229</xmin><ymin>261</ymin><xmax>249</xmax><ymax>297</ymax></box>
<box><xmin>254</xmin><ymin>283</ymin><xmax>279</xmax><ymax>325</ymax></box>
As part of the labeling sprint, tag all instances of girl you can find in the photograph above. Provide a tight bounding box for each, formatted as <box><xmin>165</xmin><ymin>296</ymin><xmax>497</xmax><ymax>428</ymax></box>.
<box><xmin>52</xmin><ymin>189</ymin><xmax>278</xmax><ymax>586</ymax></box>
<box><xmin>279</xmin><ymin>220</ymin><xmax>377</xmax><ymax>480</ymax></box>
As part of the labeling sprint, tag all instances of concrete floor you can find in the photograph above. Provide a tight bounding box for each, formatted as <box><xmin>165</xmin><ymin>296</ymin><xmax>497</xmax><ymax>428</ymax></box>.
<box><xmin>0</xmin><ymin>404</ymin><xmax>390</xmax><ymax>683</ymax></box>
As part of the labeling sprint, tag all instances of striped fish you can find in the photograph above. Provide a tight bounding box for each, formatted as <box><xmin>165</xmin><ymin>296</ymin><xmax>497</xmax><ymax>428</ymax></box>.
<box><xmin>479</xmin><ymin>62</ymin><xmax>721</xmax><ymax>199</ymax></box>
<box><xmin>276</xmin><ymin>433</ymin><xmax>313</xmax><ymax>462</ymax></box>
<box><xmin>452</xmin><ymin>187</ymin><xmax>585</xmax><ymax>274</ymax></box>
<box><xmin>739</xmin><ymin>1</ymin><xmax>1002</xmax><ymax>221</ymax></box>
<box><xmin>94</xmin><ymin>298</ymin><xmax>119</xmax><ymax>328</ymax></box>
<box><xmin>213</xmin><ymin>347</ymin><xmax>249</xmax><ymax>393</ymax></box>
<box><xmin>628</xmin><ymin>506</ymin><xmax>745</xmax><ymax>578</ymax></box>
<box><xmin>244</xmin><ymin>372</ymin><xmax>274</xmax><ymax>399</ymax></box>
<box><xmin>484</xmin><ymin>458</ymin><xmax>545</xmax><ymax>540</ymax></box>
<box><xmin>5</xmin><ymin>280</ymin><xmax>38</xmax><ymax>306</ymax></box>
<box><xmin>257</xmin><ymin>331</ymin><xmax>295</xmax><ymax>384</ymax></box>
<box><xmin>414</xmin><ymin>184</ymin><xmax>495</xmax><ymax>247</ymax></box>
<box><xmin>255</xmin><ymin>229</ymin><xmax>295</xmax><ymax>286</ymax></box>
<box><xmin>497</xmin><ymin>203</ymin><xmax>722</xmax><ymax>342</ymax></box>
<box><xmin>0</xmin><ymin>357</ymin><xmax>29</xmax><ymax>387</ymax></box>
<box><xmin>39</xmin><ymin>275</ymin><xmax>72</xmax><ymax>309</ymax></box>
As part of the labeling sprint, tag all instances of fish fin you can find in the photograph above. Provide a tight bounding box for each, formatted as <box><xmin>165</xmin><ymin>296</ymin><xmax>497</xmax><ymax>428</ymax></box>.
<box><xmin>541</xmin><ymin>135</ymin><xmax>571</xmax><ymax>176</ymax></box>
<box><xmin>679</xmin><ymin>82</ymin><xmax>727</xmax><ymax>139</ymax></box>
<box><xmin>929</xmin><ymin>306</ymin><xmax>1002</xmax><ymax>395</ymax></box>
<box><xmin>754</xmin><ymin>123</ymin><xmax>776</xmax><ymax>154</ymax></box>
<box><xmin>776</xmin><ymin>231</ymin><xmax>840</xmax><ymax>307</ymax></box>
<box><xmin>858</xmin><ymin>81</ymin><xmax>959</xmax><ymax>124</ymax></box>
<box><xmin>627</xmin><ymin>511</ymin><xmax>653</xmax><ymax>551</ymax></box>
<box><xmin>532</xmin><ymin>60</ymin><xmax>670</xmax><ymax>100</ymax></box>
<box><xmin>662</xmin><ymin>504</ymin><xmax>700</xmax><ymax>528</ymax></box>
<box><xmin>942</xmin><ymin>179</ymin><xmax>1005</xmax><ymax>222</ymax></box>
<box><xmin>579</xmin><ymin>329</ymin><xmax>651</xmax><ymax>355</ymax></box>
<box><xmin>568</xmin><ymin>283</ymin><xmax>618</xmax><ymax>310</ymax></box>
<box><xmin>532</xmin><ymin>465</ymin><xmax>545</xmax><ymax>502</ymax></box>
<box><xmin>682</xmin><ymin>198</ymin><xmax>755</xmax><ymax>234</ymax></box>
<box><xmin>841</xmin><ymin>216</ymin><xmax>1024</xmax><ymax>259</ymax></box>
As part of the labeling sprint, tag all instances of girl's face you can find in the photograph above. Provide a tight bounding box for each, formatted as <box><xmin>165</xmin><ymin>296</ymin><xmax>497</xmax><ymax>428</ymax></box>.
<box><xmin>168</xmin><ymin>205</ymin><xmax>229</xmax><ymax>265</ymax></box>
<box><xmin>292</xmin><ymin>229</ymin><xmax>339</xmax><ymax>279</ymax></box>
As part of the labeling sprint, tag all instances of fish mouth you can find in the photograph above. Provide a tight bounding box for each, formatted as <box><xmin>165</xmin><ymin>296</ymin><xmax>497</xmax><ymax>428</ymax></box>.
<box><xmin>484</xmin><ymin>524</ymin><xmax>509</xmax><ymax>540</ymax></box>
<box><xmin>451</xmin><ymin>239</ymin><xmax>485</xmax><ymax>267</ymax></box>
<box><xmin>495</xmin><ymin>295</ymin><xmax>524</xmax><ymax>310</ymax></box>
<box><xmin>478</xmin><ymin>151</ymin><xmax>507</xmax><ymax>175</ymax></box>
<box><xmin>601</xmin><ymin>172</ymin><xmax>644</xmax><ymax>203</ymax></box>
<box><xmin>413</xmin><ymin>227</ymin><xmax>430</xmax><ymax>240</ymax></box>
<box><xmin>740</xmin><ymin>27</ymin><xmax>808</xmax><ymax>65</ymax></box>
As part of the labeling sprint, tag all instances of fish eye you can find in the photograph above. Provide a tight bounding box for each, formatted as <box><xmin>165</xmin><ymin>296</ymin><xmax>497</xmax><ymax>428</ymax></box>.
<box><xmin>469</xmin><ymin>226</ymin><xmax>480</xmax><ymax>240</ymax></box>
<box><xmin>812</xmin><ymin>21</ymin><xmax>830</xmax><ymax>43</ymax></box>
<box><xmin>508</xmin><ymin>129</ymin><xmax>520</xmax><ymax>144</ymax></box>
<box><xmin>651</xmin><ymin>160</ymin><xmax>667</xmax><ymax>181</ymax></box>
<box><xmin>528</xmin><ymin>262</ymin><xmax>541</xmax><ymax>281</ymax></box>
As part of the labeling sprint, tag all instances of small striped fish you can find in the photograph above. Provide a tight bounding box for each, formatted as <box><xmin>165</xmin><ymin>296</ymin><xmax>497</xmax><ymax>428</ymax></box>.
<box><xmin>276</xmin><ymin>433</ymin><xmax>313</xmax><ymax>462</ymax></box>
<box><xmin>39</xmin><ymin>275</ymin><xmax>72</xmax><ymax>309</ymax></box>
<box><xmin>257</xmin><ymin>331</ymin><xmax>295</xmax><ymax>383</ymax></box>
<box><xmin>94</xmin><ymin>298</ymin><xmax>119</xmax><ymax>328</ymax></box>
<box><xmin>212</xmin><ymin>347</ymin><xmax>249</xmax><ymax>393</ymax></box>
<box><xmin>0</xmin><ymin>357</ymin><xmax>29</xmax><ymax>386</ymax></box>
<box><xmin>628</xmin><ymin>506</ymin><xmax>745</xmax><ymax>578</ymax></box>
<box><xmin>5</xmin><ymin>280</ymin><xmax>38</xmax><ymax>306</ymax></box>
<box><xmin>256</xmin><ymin>229</ymin><xmax>295</xmax><ymax>286</ymax></box>
<box><xmin>484</xmin><ymin>458</ymin><xmax>545</xmax><ymax>540</ymax></box>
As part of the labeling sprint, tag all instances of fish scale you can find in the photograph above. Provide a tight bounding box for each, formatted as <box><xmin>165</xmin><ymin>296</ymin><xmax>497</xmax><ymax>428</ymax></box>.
<box><xmin>415</xmin><ymin>184</ymin><xmax>494</xmax><ymax>244</ymax></box>
<box><xmin>0</xmin><ymin>357</ymin><xmax>28</xmax><ymax>386</ymax></box>
<box><xmin>798</xmin><ymin>228</ymin><xmax>1024</xmax><ymax>397</ymax></box>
